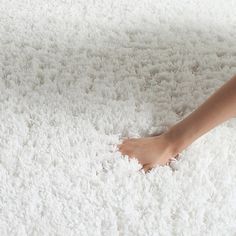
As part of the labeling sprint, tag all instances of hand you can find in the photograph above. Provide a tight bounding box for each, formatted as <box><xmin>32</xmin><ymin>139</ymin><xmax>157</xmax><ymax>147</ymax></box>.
<box><xmin>117</xmin><ymin>133</ymin><xmax>179</xmax><ymax>173</ymax></box>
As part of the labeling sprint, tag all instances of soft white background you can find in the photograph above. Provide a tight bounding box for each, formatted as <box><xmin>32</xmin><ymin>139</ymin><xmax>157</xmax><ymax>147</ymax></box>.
<box><xmin>0</xmin><ymin>0</ymin><xmax>236</xmax><ymax>235</ymax></box>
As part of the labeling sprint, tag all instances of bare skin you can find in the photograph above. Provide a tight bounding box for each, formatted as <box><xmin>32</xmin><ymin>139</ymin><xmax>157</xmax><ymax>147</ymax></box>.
<box><xmin>118</xmin><ymin>74</ymin><xmax>236</xmax><ymax>173</ymax></box>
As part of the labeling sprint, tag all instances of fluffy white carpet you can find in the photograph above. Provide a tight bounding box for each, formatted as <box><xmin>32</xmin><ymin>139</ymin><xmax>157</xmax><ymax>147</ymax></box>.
<box><xmin>1</xmin><ymin>0</ymin><xmax>236</xmax><ymax>235</ymax></box>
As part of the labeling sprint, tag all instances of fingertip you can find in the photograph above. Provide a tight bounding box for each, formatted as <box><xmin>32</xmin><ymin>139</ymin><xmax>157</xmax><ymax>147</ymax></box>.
<box><xmin>140</xmin><ymin>164</ymin><xmax>152</xmax><ymax>174</ymax></box>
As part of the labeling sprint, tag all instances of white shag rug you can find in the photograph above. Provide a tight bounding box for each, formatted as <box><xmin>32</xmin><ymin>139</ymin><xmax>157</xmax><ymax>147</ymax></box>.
<box><xmin>1</xmin><ymin>0</ymin><xmax>236</xmax><ymax>235</ymax></box>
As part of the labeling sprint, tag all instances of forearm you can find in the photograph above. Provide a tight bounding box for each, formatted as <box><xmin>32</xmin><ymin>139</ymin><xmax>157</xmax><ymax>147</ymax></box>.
<box><xmin>166</xmin><ymin>75</ymin><xmax>236</xmax><ymax>155</ymax></box>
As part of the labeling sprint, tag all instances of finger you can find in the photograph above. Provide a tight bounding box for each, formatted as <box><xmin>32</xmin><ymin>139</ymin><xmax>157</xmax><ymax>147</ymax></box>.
<box><xmin>169</xmin><ymin>154</ymin><xmax>179</xmax><ymax>161</ymax></box>
<box><xmin>120</xmin><ymin>149</ymin><xmax>134</xmax><ymax>159</ymax></box>
<box><xmin>116</xmin><ymin>138</ymin><xmax>126</xmax><ymax>147</ymax></box>
<box><xmin>167</xmin><ymin>159</ymin><xmax>172</xmax><ymax>165</ymax></box>
<box><xmin>124</xmin><ymin>153</ymin><xmax>136</xmax><ymax>159</ymax></box>
<box><xmin>175</xmin><ymin>154</ymin><xmax>180</xmax><ymax>160</ymax></box>
<box><xmin>118</xmin><ymin>139</ymin><xmax>130</xmax><ymax>146</ymax></box>
<box><xmin>117</xmin><ymin>138</ymin><xmax>126</xmax><ymax>145</ymax></box>
<box><xmin>140</xmin><ymin>164</ymin><xmax>153</xmax><ymax>174</ymax></box>
<box><xmin>116</xmin><ymin>142</ymin><xmax>127</xmax><ymax>150</ymax></box>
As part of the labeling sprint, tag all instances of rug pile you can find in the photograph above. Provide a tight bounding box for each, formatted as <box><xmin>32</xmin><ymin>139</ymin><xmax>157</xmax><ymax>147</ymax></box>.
<box><xmin>1</xmin><ymin>0</ymin><xmax>236</xmax><ymax>235</ymax></box>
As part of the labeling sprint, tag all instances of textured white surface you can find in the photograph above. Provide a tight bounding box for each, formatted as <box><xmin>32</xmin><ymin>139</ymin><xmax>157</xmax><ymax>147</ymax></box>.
<box><xmin>1</xmin><ymin>0</ymin><xmax>236</xmax><ymax>235</ymax></box>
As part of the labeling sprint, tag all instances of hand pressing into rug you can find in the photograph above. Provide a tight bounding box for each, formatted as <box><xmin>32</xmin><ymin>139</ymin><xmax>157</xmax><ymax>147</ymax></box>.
<box><xmin>118</xmin><ymin>74</ymin><xmax>236</xmax><ymax>173</ymax></box>
<box><xmin>117</xmin><ymin>133</ymin><xmax>179</xmax><ymax>173</ymax></box>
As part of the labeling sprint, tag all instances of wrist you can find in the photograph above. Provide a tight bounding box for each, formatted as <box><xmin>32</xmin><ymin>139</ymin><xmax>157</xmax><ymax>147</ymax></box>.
<box><xmin>163</xmin><ymin>124</ymin><xmax>189</xmax><ymax>156</ymax></box>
